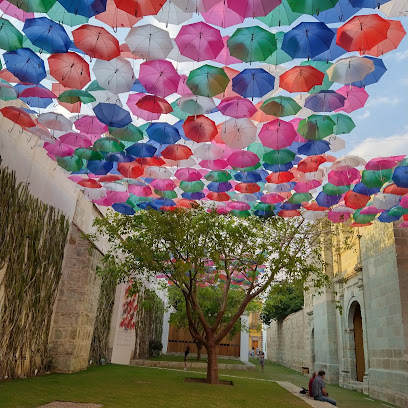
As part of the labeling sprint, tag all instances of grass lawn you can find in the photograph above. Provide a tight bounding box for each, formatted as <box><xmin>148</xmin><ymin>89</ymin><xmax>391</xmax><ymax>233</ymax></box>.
<box><xmin>0</xmin><ymin>364</ymin><xmax>309</xmax><ymax>408</ymax></box>
<box><xmin>149</xmin><ymin>354</ymin><xmax>244</xmax><ymax>365</ymax></box>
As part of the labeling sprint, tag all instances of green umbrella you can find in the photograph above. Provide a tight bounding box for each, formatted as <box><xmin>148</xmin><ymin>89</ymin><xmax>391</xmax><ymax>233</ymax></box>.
<box><xmin>256</xmin><ymin>0</ymin><xmax>301</xmax><ymax>27</ymax></box>
<box><xmin>263</xmin><ymin>149</ymin><xmax>295</xmax><ymax>165</ymax></box>
<box><xmin>47</xmin><ymin>2</ymin><xmax>89</xmax><ymax>26</ymax></box>
<box><xmin>7</xmin><ymin>0</ymin><xmax>56</xmax><ymax>12</ymax></box>
<box><xmin>288</xmin><ymin>193</ymin><xmax>313</xmax><ymax>204</ymax></box>
<box><xmin>361</xmin><ymin>169</ymin><xmax>392</xmax><ymax>188</ymax></box>
<box><xmin>265</xmin><ymin>32</ymin><xmax>293</xmax><ymax>65</ymax></box>
<box><xmin>86</xmin><ymin>80</ymin><xmax>105</xmax><ymax>92</ymax></box>
<box><xmin>127</xmin><ymin>195</ymin><xmax>151</xmax><ymax>208</ymax></box>
<box><xmin>205</xmin><ymin>170</ymin><xmax>232</xmax><ymax>182</ymax></box>
<box><xmin>331</xmin><ymin>113</ymin><xmax>355</xmax><ymax>135</ymax></box>
<box><xmin>230</xmin><ymin>210</ymin><xmax>251</xmax><ymax>218</ymax></box>
<box><xmin>170</xmin><ymin>100</ymin><xmax>190</xmax><ymax>120</ymax></box>
<box><xmin>93</xmin><ymin>137</ymin><xmax>125</xmax><ymax>153</ymax></box>
<box><xmin>0</xmin><ymin>18</ymin><xmax>23</xmax><ymax>51</ymax></box>
<box><xmin>388</xmin><ymin>206</ymin><xmax>408</xmax><ymax>218</ymax></box>
<box><xmin>353</xmin><ymin>209</ymin><xmax>376</xmax><ymax>224</ymax></box>
<box><xmin>155</xmin><ymin>190</ymin><xmax>178</xmax><ymax>199</ymax></box>
<box><xmin>287</xmin><ymin>0</ymin><xmax>339</xmax><ymax>15</ymax></box>
<box><xmin>179</xmin><ymin>180</ymin><xmax>205</xmax><ymax>193</ymax></box>
<box><xmin>322</xmin><ymin>183</ymin><xmax>350</xmax><ymax>195</ymax></box>
<box><xmin>300</xmin><ymin>61</ymin><xmax>333</xmax><ymax>94</ymax></box>
<box><xmin>109</xmin><ymin>124</ymin><xmax>144</xmax><ymax>142</ymax></box>
<box><xmin>58</xmin><ymin>89</ymin><xmax>96</xmax><ymax>104</ymax></box>
<box><xmin>253</xmin><ymin>202</ymin><xmax>274</xmax><ymax>212</ymax></box>
<box><xmin>227</xmin><ymin>26</ymin><xmax>277</xmax><ymax>63</ymax></box>
<box><xmin>186</xmin><ymin>65</ymin><xmax>229</xmax><ymax>98</ymax></box>
<box><xmin>0</xmin><ymin>81</ymin><xmax>17</xmax><ymax>101</ymax></box>
<box><xmin>232</xmin><ymin>163</ymin><xmax>262</xmax><ymax>172</ymax></box>
<box><xmin>75</xmin><ymin>148</ymin><xmax>104</xmax><ymax>161</ymax></box>
<box><xmin>57</xmin><ymin>155</ymin><xmax>85</xmax><ymax>172</ymax></box>
<box><xmin>260</xmin><ymin>96</ymin><xmax>301</xmax><ymax>117</ymax></box>
<box><xmin>247</xmin><ymin>142</ymin><xmax>272</xmax><ymax>159</ymax></box>
<box><xmin>297</xmin><ymin>114</ymin><xmax>335</xmax><ymax>140</ymax></box>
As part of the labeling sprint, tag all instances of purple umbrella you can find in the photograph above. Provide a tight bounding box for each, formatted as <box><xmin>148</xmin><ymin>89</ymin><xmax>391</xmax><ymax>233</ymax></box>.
<box><xmin>304</xmin><ymin>90</ymin><xmax>346</xmax><ymax>112</ymax></box>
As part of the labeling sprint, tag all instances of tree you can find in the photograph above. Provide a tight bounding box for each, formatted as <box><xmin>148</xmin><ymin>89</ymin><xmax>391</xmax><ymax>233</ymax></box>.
<box><xmin>92</xmin><ymin>207</ymin><xmax>329</xmax><ymax>384</ymax></box>
<box><xmin>261</xmin><ymin>281</ymin><xmax>304</xmax><ymax>325</ymax></box>
<box><xmin>168</xmin><ymin>285</ymin><xmax>260</xmax><ymax>360</ymax></box>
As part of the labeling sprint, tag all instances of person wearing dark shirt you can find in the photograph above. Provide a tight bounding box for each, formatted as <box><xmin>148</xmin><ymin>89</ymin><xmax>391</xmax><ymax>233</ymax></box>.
<box><xmin>184</xmin><ymin>345</ymin><xmax>190</xmax><ymax>370</ymax></box>
<box><xmin>312</xmin><ymin>370</ymin><xmax>337</xmax><ymax>406</ymax></box>
<box><xmin>308</xmin><ymin>372</ymin><xmax>317</xmax><ymax>397</ymax></box>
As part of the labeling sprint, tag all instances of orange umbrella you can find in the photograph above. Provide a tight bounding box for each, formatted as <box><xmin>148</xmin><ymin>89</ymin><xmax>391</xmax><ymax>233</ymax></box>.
<box><xmin>1</xmin><ymin>106</ymin><xmax>36</xmax><ymax>129</ymax></box>
<box><xmin>183</xmin><ymin>115</ymin><xmax>217</xmax><ymax>142</ymax></box>
<box><xmin>114</xmin><ymin>0</ymin><xmax>164</xmax><ymax>17</ymax></box>
<box><xmin>48</xmin><ymin>52</ymin><xmax>91</xmax><ymax>89</ymax></box>
<box><xmin>96</xmin><ymin>0</ymin><xmax>141</xmax><ymax>29</ymax></box>
<box><xmin>279</xmin><ymin>66</ymin><xmax>325</xmax><ymax>93</ymax></box>
<box><xmin>73</xmin><ymin>25</ymin><xmax>120</xmax><ymax>61</ymax></box>
<box><xmin>161</xmin><ymin>145</ymin><xmax>193</xmax><ymax>161</ymax></box>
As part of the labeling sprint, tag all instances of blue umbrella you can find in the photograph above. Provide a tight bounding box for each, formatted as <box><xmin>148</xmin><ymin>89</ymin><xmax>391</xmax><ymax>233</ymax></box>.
<box><xmin>86</xmin><ymin>160</ymin><xmax>114</xmax><ymax>175</ymax></box>
<box><xmin>126</xmin><ymin>143</ymin><xmax>157</xmax><ymax>158</ymax></box>
<box><xmin>269</xmin><ymin>182</ymin><xmax>296</xmax><ymax>192</ymax></box>
<box><xmin>146</xmin><ymin>123</ymin><xmax>180</xmax><ymax>144</ymax></box>
<box><xmin>146</xmin><ymin>139</ymin><xmax>170</xmax><ymax>155</ymax></box>
<box><xmin>351</xmin><ymin>57</ymin><xmax>387</xmax><ymax>87</ymax></box>
<box><xmin>23</xmin><ymin>17</ymin><xmax>71</xmax><ymax>53</ymax></box>
<box><xmin>304</xmin><ymin>90</ymin><xmax>346</xmax><ymax>112</ymax></box>
<box><xmin>93</xmin><ymin>103</ymin><xmax>131</xmax><ymax>128</ymax></box>
<box><xmin>182</xmin><ymin>192</ymin><xmax>205</xmax><ymax>200</ymax></box>
<box><xmin>153</xmin><ymin>198</ymin><xmax>176</xmax><ymax>207</ymax></box>
<box><xmin>112</xmin><ymin>203</ymin><xmax>135</xmax><ymax>215</ymax></box>
<box><xmin>313</xmin><ymin>29</ymin><xmax>347</xmax><ymax>61</ymax></box>
<box><xmin>349</xmin><ymin>0</ymin><xmax>389</xmax><ymax>8</ymax></box>
<box><xmin>57</xmin><ymin>0</ymin><xmax>107</xmax><ymax>17</ymax></box>
<box><xmin>316</xmin><ymin>192</ymin><xmax>342</xmax><ymax>207</ymax></box>
<box><xmin>137</xmin><ymin>201</ymin><xmax>159</xmax><ymax>210</ymax></box>
<box><xmin>263</xmin><ymin>162</ymin><xmax>294</xmax><ymax>172</ymax></box>
<box><xmin>174</xmin><ymin>120</ymin><xmax>188</xmax><ymax>140</ymax></box>
<box><xmin>3</xmin><ymin>48</ymin><xmax>46</xmax><ymax>84</ymax></box>
<box><xmin>281</xmin><ymin>203</ymin><xmax>301</xmax><ymax>210</ymax></box>
<box><xmin>298</xmin><ymin>140</ymin><xmax>330</xmax><ymax>155</ymax></box>
<box><xmin>207</xmin><ymin>182</ymin><xmax>233</xmax><ymax>192</ymax></box>
<box><xmin>105</xmin><ymin>152</ymin><xmax>135</xmax><ymax>162</ymax></box>
<box><xmin>392</xmin><ymin>166</ymin><xmax>408</xmax><ymax>188</ymax></box>
<box><xmin>378</xmin><ymin>210</ymin><xmax>400</xmax><ymax>223</ymax></box>
<box><xmin>14</xmin><ymin>83</ymin><xmax>52</xmax><ymax>108</ymax></box>
<box><xmin>234</xmin><ymin>171</ymin><xmax>262</xmax><ymax>183</ymax></box>
<box><xmin>232</xmin><ymin>68</ymin><xmax>275</xmax><ymax>98</ymax></box>
<box><xmin>353</xmin><ymin>182</ymin><xmax>380</xmax><ymax>196</ymax></box>
<box><xmin>314</xmin><ymin>0</ymin><xmax>361</xmax><ymax>23</ymax></box>
<box><xmin>282</xmin><ymin>22</ymin><xmax>334</xmax><ymax>59</ymax></box>
<box><xmin>131</xmin><ymin>79</ymin><xmax>147</xmax><ymax>92</ymax></box>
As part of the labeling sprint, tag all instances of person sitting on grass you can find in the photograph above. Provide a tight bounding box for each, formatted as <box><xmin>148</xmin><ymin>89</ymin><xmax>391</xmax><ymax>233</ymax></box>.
<box><xmin>308</xmin><ymin>371</ymin><xmax>317</xmax><ymax>397</ymax></box>
<box><xmin>312</xmin><ymin>370</ymin><xmax>337</xmax><ymax>406</ymax></box>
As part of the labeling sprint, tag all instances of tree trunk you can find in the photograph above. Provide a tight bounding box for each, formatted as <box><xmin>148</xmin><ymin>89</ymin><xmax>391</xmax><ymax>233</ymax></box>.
<box><xmin>206</xmin><ymin>344</ymin><xmax>218</xmax><ymax>384</ymax></box>
<box><xmin>197</xmin><ymin>342</ymin><xmax>202</xmax><ymax>361</ymax></box>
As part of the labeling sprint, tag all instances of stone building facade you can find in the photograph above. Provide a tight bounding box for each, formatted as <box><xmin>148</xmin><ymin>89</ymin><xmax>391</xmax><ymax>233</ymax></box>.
<box><xmin>266</xmin><ymin>222</ymin><xmax>408</xmax><ymax>407</ymax></box>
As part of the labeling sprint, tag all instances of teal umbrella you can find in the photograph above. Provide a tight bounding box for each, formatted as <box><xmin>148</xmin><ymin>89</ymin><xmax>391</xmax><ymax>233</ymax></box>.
<box><xmin>170</xmin><ymin>100</ymin><xmax>190</xmax><ymax>120</ymax></box>
<box><xmin>57</xmin><ymin>155</ymin><xmax>85</xmax><ymax>172</ymax></box>
<box><xmin>247</xmin><ymin>142</ymin><xmax>272</xmax><ymax>159</ymax></box>
<box><xmin>256</xmin><ymin>0</ymin><xmax>301</xmax><ymax>27</ymax></box>
<box><xmin>186</xmin><ymin>65</ymin><xmax>229</xmax><ymax>98</ymax></box>
<box><xmin>0</xmin><ymin>18</ymin><xmax>23</xmax><ymax>51</ymax></box>
<box><xmin>288</xmin><ymin>193</ymin><xmax>313</xmax><ymax>204</ymax></box>
<box><xmin>58</xmin><ymin>89</ymin><xmax>95</xmax><ymax>104</ymax></box>
<box><xmin>75</xmin><ymin>148</ymin><xmax>104</xmax><ymax>161</ymax></box>
<box><xmin>353</xmin><ymin>209</ymin><xmax>376</xmax><ymax>224</ymax></box>
<box><xmin>263</xmin><ymin>149</ymin><xmax>295</xmax><ymax>165</ymax></box>
<box><xmin>287</xmin><ymin>0</ymin><xmax>339</xmax><ymax>15</ymax></box>
<box><xmin>86</xmin><ymin>80</ymin><xmax>105</xmax><ymax>92</ymax></box>
<box><xmin>93</xmin><ymin>137</ymin><xmax>125</xmax><ymax>153</ymax></box>
<box><xmin>47</xmin><ymin>2</ymin><xmax>89</xmax><ymax>26</ymax></box>
<box><xmin>205</xmin><ymin>170</ymin><xmax>232</xmax><ymax>182</ymax></box>
<box><xmin>265</xmin><ymin>32</ymin><xmax>293</xmax><ymax>65</ymax></box>
<box><xmin>109</xmin><ymin>124</ymin><xmax>144</xmax><ymax>142</ymax></box>
<box><xmin>0</xmin><ymin>81</ymin><xmax>17</xmax><ymax>101</ymax></box>
<box><xmin>332</xmin><ymin>113</ymin><xmax>356</xmax><ymax>135</ymax></box>
<box><xmin>179</xmin><ymin>180</ymin><xmax>205</xmax><ymax>193</ymax></box>
<box><xmin>323</xmin><ymin>183</ymin><xmax>350</xmax><ymax>195</ymax></box>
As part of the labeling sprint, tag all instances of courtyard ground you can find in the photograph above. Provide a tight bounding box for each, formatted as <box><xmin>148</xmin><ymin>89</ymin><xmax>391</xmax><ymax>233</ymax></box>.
<box><xmin>0</xmin><ymin>361</ymin><xmax>396</xmax><ymax>408</ymax></box>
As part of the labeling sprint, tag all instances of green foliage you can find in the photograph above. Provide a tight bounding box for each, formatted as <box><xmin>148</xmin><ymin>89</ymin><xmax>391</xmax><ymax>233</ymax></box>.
<box><xmin>261</xmin><ymin>282</ymin><xmax>304</xmax><ymax>324</ymax></box>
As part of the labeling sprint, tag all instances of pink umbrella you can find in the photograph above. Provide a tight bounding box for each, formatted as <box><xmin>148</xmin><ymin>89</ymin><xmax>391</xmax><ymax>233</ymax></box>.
<box><xmin>177</xmin><ymin>75</ymin><xmax>191</xmax><ymax>96</ymax></box>
<box><xmin>150</xmin><ymin>179</ymin><xmax>176</xmax><ymax>191</ymax></box>
<box><xmin>202</xmin><ymin>1</ymin><xmax>244</xmax><ymax>28</ymax></box>
<box><xmin>59</xmin><ymin>132</ymin><xmax>93</xmax><ymax>148</ymax></box>
<box><xmin>365</xmin><ymin>155</ymin><xmax>405</xmax><ymax>170</ymax></box>
<box><xmin>335</xmin><ymin>86</ymin><xmax>369</xmax><ymax>113</ymax></box>
<box><xmin>259</xmin><ymin>119</ymin><xmax>297</xmax><ymax>149</ymax></box>
<box><xmin>227</xmin><ymin>151</ymin><xmax>259</xmax><ymax>169</ymax></box>
<box><xmin>126</xmin><ymin>93</ymin><xmax>161</xmax><ymax>121</ymax></box>
<box><xmin>228</xmin><ymin>201</ymin><xmax>251</xmax><ymax>211</ymax></box>
<box><xmin>401</xmin><ymin>195</ymin><xmax>408</xmax><ymax>209</ymax></box>
<box><xmin>294</xmin><ymin>180</ymin><xmax>321</xmax><ymax>192</ymax></box>
<box><xmin>106</xmin><ymin>190</ymin><xmax>130</xmax><ymax>203</ymax></box>
<box><xmin>360</xmin><ymin>205</ymin><xmax>383</xmax><ymax>215</ymax></box>
<box><xmin>0</xmin><ymin>0</ymin><xmax>34</xmax><ymax>21</ymax></box>
<box><xmin>75</xmin><ymin>115</ymin><xmax>108</xmax><ymax>135</ymax></box>
<box><xmin>44</xmin><ymin>141</ymin><xmax>74</xmax><ymax>160</ymax></box>
<box><xmin>218</xmin><ymin>96</ymin><xmax>257</xmax><ymax>118</ymax></box>
<box><xmin>139</xmin><ymin>59</ymin><xmax>180</xmax><ymax>98</ymax></box>
<box><xmin>18</xmin><ymin>87</ymin><xmax>57</xmax><ymax>99</ymax></box>
<box><xmin>194</xmin><ymin>143</ymin><xmax>224</xmax><ymax>160</ymax></box>
<box><xmin>199</xmin><ymin>159</ymin><xmax>229</xmax><ymax>170</ymax></box>
<box><xmin>214</xmin><ymin>36</ymin><xmax>242</xmax><ymax>65</ymax></box>
<box><xmin>128</xmin><ymin>185</ymin><xmax>152</xmax><ymax>196</ymax></box>
<box><xmin>175</xmin><ymin>168</ymin><xmax>203</xmax><ymax>181</ymax></box>
<box><xmin>261</xmin><ymin>193</ymin><xmax>285</xmax><ymax>204</ymax></box>
<box><xmin>328</xmin><ymin>210</ymin><xmax>350</xmax><ymax>223</ymax></box>
<box><xmin>227</xmin><ymin>0</ymin><xmax>281</xmax><ymax>18</ymax></box>
<box><xmin>175</xmin><ymin>22</ymin><xmax>224</xmax><ymax>62</ymax></box>
<box><xmin>328</xmin><ymin>168</ymin><xmax>361</xmax><ymax>186</ymax></box>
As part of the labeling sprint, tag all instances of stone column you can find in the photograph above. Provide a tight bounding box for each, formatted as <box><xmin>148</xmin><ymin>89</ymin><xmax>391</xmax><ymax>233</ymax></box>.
<box><xmin>240</xmin><ymin>315</ymin><xmax>249</xmax><ymax>362</ymax></box>
<box><xmin>48</xmin><ymin>223</ymin><xmax>102</xmax><ymax>373</ymax></box>
<box><xmin>161</xmin><ymin>307</ymin><xmax>171</xmax><ymax>354</ymax></box>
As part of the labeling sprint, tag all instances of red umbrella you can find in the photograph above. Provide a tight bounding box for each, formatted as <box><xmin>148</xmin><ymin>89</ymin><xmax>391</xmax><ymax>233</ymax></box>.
<box><xmin>383</xmin><ymin>183</ymin><xmax>408</xmax><ymax>196</ymax></box>
<box><xmin>136</xmin><ymin>157</ymin><xmax>165</xmax><ymax>167</ymax></box>
<box><xmin>336</xmin><ymin>14</ymin><xmax>391</xmax><ymax>54</ymax></box>
<box><xmin>207</xmin><ymin>192</ymin><xmax>230</xmax><ymax>201</ymax></box>
<box><xmin>161</xmin><ymin>145</ymin><xmax>193</xmax><ymax>161</ymax></box>
<box><xmin>297</xmin><ymin>155</ymin><xmax>328</xmax><ymax>173</ymax></box>
<box><xmin>96</xmin><ymin>0</ymin><xmax>141</xmax><ymax>28</ymax></box>
<box><xmin>344</xmin><ymin>191</ymin><xmax>370</xmax><ymax>209</ymax></box>
<box><xmin>117</xmin><ymin>161</ymin><xmax>144</xmax><ymax>178</ymax></box>
<box><xmin>278</xmin><ymin>210</ymin><xmax>301</xmax><ymax>218</ymax></box>
<box><xmin>18</xmin><ymin>87</ymin><xmax>57</xmax><ymax>99</ymax></box>
<box><xmin>266</xmin><ymin>172</ymin><xmax>294</xmax><ymax>184</ymax></box>
<box><xmin>73</xmin><ymin>25</ymin><xmax>120</xmax><ymax>61</ymax></box>
<box><xmin>48</xmin><ymin>52</ymin><xmax>91</xmax><ymax>89</ymax></box>
<box><xmin>364</xmin><ymin>20</ymin><xmax>406</xmax><ymax>57</ymax></box>
<box><xmin>78</xmin><ymin>179</ymin><xmax>102</xmax><ymax>189</ymax></box>
<box><xmin>114</xmin><ymin>0</ymin><xmax>164</xmax><ymax>17</ymax></box>
<box><xmin>135</xmin><ymin>95</ymin><xmax>173</xmax><ymax>114</ymax></box>
<box><xmin>183</xmin><ymin>115</ymin><xmax>217</xmax><ymax>142</ymax></box>
<box><xmin>279</xmin><ymin>66</ymin><xmax>325</xmax><ymax>93</ymax></box>
<box><xmin>235</xmin><ymin>183</ymin><xmax>260</xmax><ymax>193</ymax></box>
<box><xmin>1</xmin><ymin>106</ymin><xmax>36</xmax><ymax>128</ymax></box>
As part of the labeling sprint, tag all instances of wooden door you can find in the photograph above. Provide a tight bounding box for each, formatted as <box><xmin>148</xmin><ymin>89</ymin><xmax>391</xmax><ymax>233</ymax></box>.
<box><xmin>252</xmin><ymin>340</ymin><xmax>258</xmax><ymax>349</ymax></box>
<box><xmin>353</xmin><ymin>304</ymin><xmax>365</xmax><ymax>382</ymax></box>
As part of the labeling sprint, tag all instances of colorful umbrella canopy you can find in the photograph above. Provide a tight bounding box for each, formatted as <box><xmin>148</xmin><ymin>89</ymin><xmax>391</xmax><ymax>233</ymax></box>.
<box><xmin>186</xmin><ymin>65</ymin><xmax>229</xmax><ymax>98</ymax></box>
<box><xmin>279</xmin><ymin>65</ymin><xmax>325</xmax><ymax>93</ymax></box>
<box><xmin>4</xmin><ymin>48</ymin><xmax>46</xmax><ymax>83</ymax></box>
<box><xmin>260</xmin><ymin>96</ymin><xmax>301</xmax><ymax>117</ymax></box>
<box><xmin>327</xmin><ymin>56</ymin><xmax>375</xmax><ymax>84</ymax></box>
<box><xmin>232</xmin><ymin>68</ymin><xmax>275</xmax><ymax>98</ymax></box>
<box><xmin>93</xmin><ymin>103</ymin><xmax>132</xmax><ymax>127</ymax></box>
<box><xmin>259</xmin><ymin>119</ymin><xmax>297</xmax><ymax>149</ymax></box>
<box><xmin>218</xmin><ymin>96</ymin><xmax>257</xmax><ymax>118</ymax></box>
<box><xmin>0</xmin><ymin>17</ymin><xmax>23</xmax><ymax>51</ymax></box>
<box><xmin>304</xmin><ymin>90</ymin><xmax>346</xmax><ymax>112</ymax></box>
<box><xmin>220</xmin><ymin>118</ymin><xmax>257</xmax><ymax>149</ymax></box>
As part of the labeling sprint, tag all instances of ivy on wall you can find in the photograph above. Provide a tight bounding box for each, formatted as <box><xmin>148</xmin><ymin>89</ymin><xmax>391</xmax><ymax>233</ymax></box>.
<box><xmin>0</xmin><ymin>163</ymin><xmax>69</xmax><ymax>379</ymax></box>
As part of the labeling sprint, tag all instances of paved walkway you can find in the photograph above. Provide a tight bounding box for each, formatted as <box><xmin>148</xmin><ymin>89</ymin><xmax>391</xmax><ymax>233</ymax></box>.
<box><xmin>38</xmin><ymin>403</ymin><xmax>102</xmax><ymax>408</ymax></box>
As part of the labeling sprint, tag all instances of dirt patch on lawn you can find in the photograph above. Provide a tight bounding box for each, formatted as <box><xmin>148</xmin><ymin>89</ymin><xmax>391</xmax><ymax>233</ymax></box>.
<box><xmin>185</xmin><ymin>378</ymin><xmax>233</xmax><ymax>386</ymax></box>
<box><xmin>37</xmin><ymin>402</ymin><xmax>103</xmax><ymax>408</ymax></box>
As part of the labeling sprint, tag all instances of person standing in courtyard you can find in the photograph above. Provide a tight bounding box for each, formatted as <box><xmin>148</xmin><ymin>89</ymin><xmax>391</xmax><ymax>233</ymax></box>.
<box><xmin>312</xmin><ymin>370</ymin><xmax>337</xmax><ymax>406</ymax></box>
<box><xmin>259</xmin><ymin>351</ymin><xmax>265</xmax><ymax>372</ymax></box>
<box><xmin>184</xmin><ymin>345</ymin><xmax>190</xmax><ymax>370</ymax></box>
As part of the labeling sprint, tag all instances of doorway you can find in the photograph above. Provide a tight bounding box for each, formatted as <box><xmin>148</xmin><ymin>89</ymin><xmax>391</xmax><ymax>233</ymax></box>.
<box><xmin>353</xmin><ymin>303</ymin><xmax>365</xmax><ymax>382</ymax></box>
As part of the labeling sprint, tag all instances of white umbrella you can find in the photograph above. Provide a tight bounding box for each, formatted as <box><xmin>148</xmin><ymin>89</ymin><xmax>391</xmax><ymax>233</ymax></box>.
<box><xmin>144</xmin><ymin>166</ymin><xmax>173</xmax><ymax>179</ymax></box>
<box><xmin>302</xmin><ymin>210</ymin><xmax>327</xmax><ymax>221</ymax></box>
<box><xmin>327</xmin><ymin>56</ymin><xmax>374</xmax><ymax>84</ymax></box>
<box><xmin>102</xmin><ymin>182</ymin><xmax>128</xmax><ymax>192</ymax></box>
<box><xmin>370</xmin><ymin>193</ymin><xmax>401</xmax><ymax>210</ymax></box>
<box><xmin>172</xmin><ymin>0</ymin><xmax>218</xmax><ymax>12</ymax></box>
<box><xmin>233</xmin><ymin>193</ymin><xmax>258</xmax><ymax>202</ymax></box>
<box><xmin>155</xmin><ymin>0</ymin><xmax>193</xmax><ymax>25</ymax></box>
<box><xmin>126</xmin><ymin>24</ymin><xmax>173</xmax><ymax>60</ymax></box>
<box><xmin>38</xmin><ymin>112</ymin><xmax>72</xmax><ymax>131</ymax></box>
<box><xmin>331</xmin><ymin>205</ymin><xmax>355</xmax><ymax>213</ymax></box>
<box><xmin>178</xmin><ymin>94</ymin><xmax>216</xmax><ymax>115</ymax></box>
<box><xmin>194</xmin><ymin>143</ymin><xmax>224</xmax><ymax>160</ymax></box>
<box><xmin>221</xmin><ymin>118</ymin><xmax>257</xmax><ymax>149</ymax></box>
<box><xmin>93</xmin><ymin>57</ymin><xmax>135</xmax><ymax>95</ymax></box>
<box><xmin>325</xmin><ymin>135</ymin><xmax>345</xmax><ymax>152</ymax></box>
<box><xmin>330</xmin><ymin>155</ymin><xmax>366</xmax><ymax>171</ymax></box>
<box><xmin>83</xmin><ymin>187</ymin><xmax>107</xmax><ymax>200</ymax></box>
<box><xmin>90</xmin><ymin>90</ymin><xmax>122</xmax><ymax>108</ymax></box>
<box><xmin>380</xmin><ymin>0</ymin><xmax>408</xmax><ymax>16</ymax></box>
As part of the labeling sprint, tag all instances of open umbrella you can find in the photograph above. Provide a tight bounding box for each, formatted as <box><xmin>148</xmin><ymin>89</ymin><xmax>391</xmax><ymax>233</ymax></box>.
<box><xmin>59</xmin><ymin>132</ymin><xmax>92</xmax><ymax>148</ymax></box>
<box><xmin>259</xmin><ymin>119</ymin><xmax>297</xmax><ymax>149</ymax></box>
<box><xmin>127</xmin><ymin>93</ymin><xmax>161</xmax><ymax>121</ymax></box>
<box><xmin>0</xmin><ymin>0</ymin><xmax>34</xmax><ymax>21</ymax></box>
<box><xmin>183</xmin><ymin>115</ymin><xmax>217</xmax><ymax>142</ymax></box>
<box><xmin>298</xmin><ymin>140</ymin><xmax>331</xmax><ymax>155</ymax></box>
<box><xmin>75</xmin><ymin>115</ymin><xmax>107</xmax><ymax>135</ymax></box>
<box><xmin>126</xmin><ymin>143</ymin><xmax>156</xmax><ymax>158</ymax></box>
<box><xmin>218</xmin><ymin>96</ymin><xmax>257</xmax><ymax>118</ymax></box>
<box><xmin>335</xmin><ymin>85</ymin><xmax>368</xmax><ymax>113</ymax></box>
<box><xmin>232</xmin><ymin>68</ymin><xmax>275</xmax><ymax>98</ymax></box>
<box><xmin>4</xmin><ymin>48</ymin><xmax>46</xmax><ymax>84</ymax></box>
<box><xmin>364</xmin><ymin>20</ymin><xmax>405</xmax><ymax>57</ymax></box>
<box><xmin>175</xmin><ymin>22</ymin><xmax>223</xmax><ymax>62</ymax></box>
<box><xmin>227</xmin><ymin>26</ymin><xmax>277</xmax><ymax>63</ymax></box>
<box><xmin>58</xmin><ymin>89</ymin><xmax>95</xmax><ymax>104</ymax></box>
<box><xmin>0</xmin><ymin>17</ymin><xmax>23</xmax><ymax>51</ymax></box>
<box><xmin>305</xmin><ymin>90</ymin><xmax>346</xmax><ymax>112</ymax></box>
<box><xmin>260</xmin><ymin>96</ymin><xmax>301</xmax><ymax>117</ymax></box>
<box><xmin>194</xmin><ymin>144</ymin><xmax>224</xmax><ymax>160</ymax></box>
<box><xmin>287</xmin><ymin>0</ymin><xmax>339</xmax><ymax>15</ymax></box>
<box><xmin>297</xmin><ymin>114</ymin><xmax>335</xmax><ymax>140</ymax></box>
<box><xmin>327</xmin><ymin>56</ymin><xmax>374</xmax><ymax>84</ymax></box>
<box><xmin>146</xmin><ymin>123</ymin><xmax>181</xmax><ymax>144</ymax></box>
<box><xmin>220</xmin><ymin>118</ymin><xmax>257</xmax><ymax>149</ymax></box>
<box><xmin>126</xmin><ymin>24</ymin><xmax>173</xmax><ymax>60</ymax></box>
<box><xmin>263</xmin><ymin>148</ymin><xmax>295</xmax><ymax>165</ymax></box>
<box><xmin>114</xmin><ymin>0</ymin><xmax>163</xmax><ymax>16</ymax></box>
<box><xmin>331</xmin><ymin>113</ymin><xmax>356</xmax><ymax>134</ymax></box>
<box><xmin>57</xmin><ymin>0</ymin><xmax>107</xmax><ymax>17</ymax></box>
<box><xmin>202</xmin><ymin>0</ymin><xmax>244</xmax><ymax>28</ymax></box>
<box><xmin>136</xmin><ymin>95</ymin><xmax>172</xmax><ymax>114</ymax></box>
<box><xmin>178</xmin><ymin>94</ymin><xmax>216</xmax><ymax>115</ymax></box>
<box><xmin>23</xmin><ymin>17</ymin><xmax>71</xmax><ymax>53</ymax></box>
<box><xmin>256</xmin><ymin>0</ymin><xmax>301</xmax><ymax>27</ymax></box>
<box><xmin>6</xmin><ymin>0</ymin><xmax>55</xmax><ymax>12</ymax></box>
<box><xmin>314</xmin><ymin>0</ymin><xmax>361</xmax><ymax>23</ymax></box>
<box><xmin>1</xmin><ymin>106</ymin><xmax>36</xmax><ymax>128</ymax></box>
<box><xmin>38</xmin><ymin>112</ymin><xmax>72</xmax><ymax>131</ymax></box>
<box><xmin>351</xmin><ymin>56</ymin><xmax>387</xmax><ymax>87</ymax></box>
<box><xmin>95</xmin><ymin>0</ymin><xmax>140</xmax><ymax>28</ymax></box>
<box><xmin>228</xmin><ymin>0</ymin><xmax>281</xmax><ymax>18</ymax></box>
<box><xmin>162</xmin><ymin>144</ymin><xmax>193</xmax><ymax>161</ymax></box>
<box><xmin>155</xmin><ymin>0</ymin><xmax>193</xmax><ymax>25</ymax></box>
<box><xmin>279</xmin><ymin>65</ymin><xmax>325</xmax><ymax>93</ymax></box>
<box><xmin>73</xmin><ymin>24</ymin><xmax>120</xmax><ymax>61</ymax></box>
<box><xmin>265</xmin><ymin>31</ymin><xmax>293</xmax><ymax>65</ymax></box>
<box><xmin>227</xmin><ymin>151</ymin><xmax>259</xmax><ymax>169</ymax></box>
<box><xmin>186</xmin><ymin>65</ymin><xmax>229</xmax><ymax>97</ymax></box>
<box><xmin>93</xmin><ymin>103</ymin><xmax>132</xmax><ymax>128</ymax></box>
